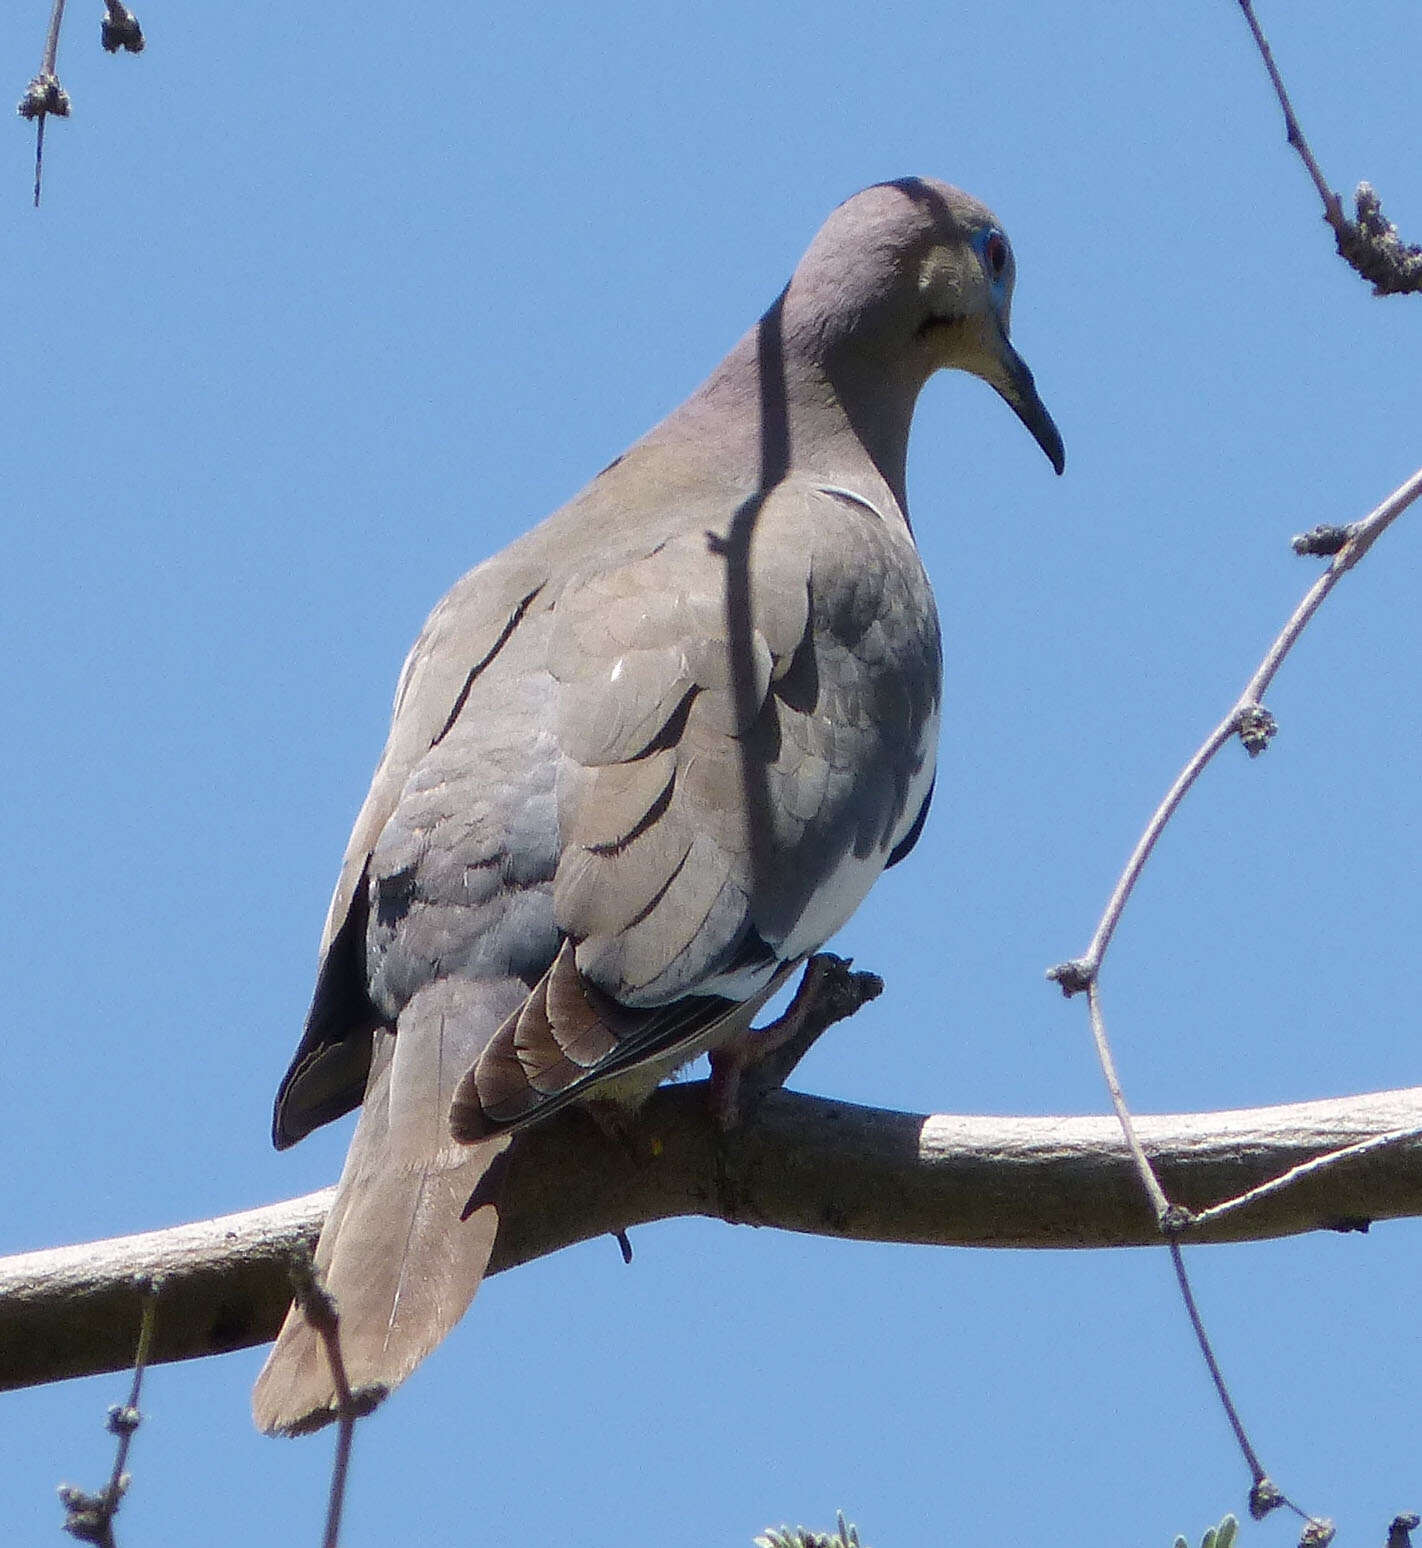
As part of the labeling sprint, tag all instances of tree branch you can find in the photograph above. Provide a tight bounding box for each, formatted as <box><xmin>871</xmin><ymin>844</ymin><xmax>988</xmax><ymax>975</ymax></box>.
<box><xmin>1234</xmin><ymin>0</ymin><xmax>1422</xmax><ymax>295</ymax></box>
<box><xmin>5</xmin><ymin>1082</ymin><xmax>1422</xmax><ymax>1394</ymax></box>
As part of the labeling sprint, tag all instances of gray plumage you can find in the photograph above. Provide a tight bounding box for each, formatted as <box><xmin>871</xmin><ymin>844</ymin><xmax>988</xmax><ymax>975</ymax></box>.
<box><xmin>252</xmin><ymin>176</ymin><xmax>1063</xmax><ymax>1435</ymax></box>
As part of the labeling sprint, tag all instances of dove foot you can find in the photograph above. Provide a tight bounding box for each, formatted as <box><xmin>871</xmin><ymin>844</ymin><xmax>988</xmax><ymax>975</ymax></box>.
<box><xmin>708</xmin><ymin>953</ymin><xmax>884</xmax><ymax>1127</ymax></box>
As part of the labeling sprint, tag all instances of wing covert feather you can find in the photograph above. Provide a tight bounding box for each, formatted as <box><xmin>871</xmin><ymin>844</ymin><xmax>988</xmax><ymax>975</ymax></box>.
<box><xmin>551</xmin><ymin>481</ymin><xmax>940</xmax><ymax>1008</ymax></box>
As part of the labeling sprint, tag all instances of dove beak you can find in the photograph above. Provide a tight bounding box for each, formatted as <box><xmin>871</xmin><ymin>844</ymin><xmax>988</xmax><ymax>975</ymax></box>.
<box><xmin>984</xmin><ymin>320</ymin><xmax>1065</xmax><ymax>475</ymax></box>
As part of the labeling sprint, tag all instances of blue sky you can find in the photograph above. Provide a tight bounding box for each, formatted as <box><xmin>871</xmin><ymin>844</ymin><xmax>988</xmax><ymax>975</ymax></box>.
<box><xmin>5</xmin><ymin>2</ymin><xmax>1420</xmax><ymax>1543</ymax></box>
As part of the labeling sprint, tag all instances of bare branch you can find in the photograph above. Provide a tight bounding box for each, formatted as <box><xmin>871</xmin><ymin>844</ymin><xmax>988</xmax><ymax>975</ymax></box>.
<box><xmin>1049</xmin><ymin>465</ymin><xmax>1422</xmax><ymax>994</ymax></box>
<box><xmin>1047</xmin><ymin>466</ymin><xmax>1422</xmax><ymax>1515</ymax></box>
<box><xmin>280</xmin><ymin>1248</ymin><xmax>360</xmax><ymax>1548</ymax></box>
<box><xmin>57</xmin><ymin>1281</ymin><xmax>158</xmax><ymax>1545</ymax></box>
<box><xmin>17</xmin><ymin>0</ymin><xmax>145</xmax><ymax>206</ymax></box>
<box><xmin>4</xmin><ymin>1082</ymin><xmax>1422</xmax><ymax>1394</ymax></box>
<box><xmin>1235</xmin><ymin>1</ymin><xmax>1422</xmax><ymax>295</ymax></box>
<box><xmin>1047</xmin><ymin>467</ymin><xmax>1422</xmax><ymax>1223</ymax></box>
<box><xmin>1192</xmin><ymin>1122</ymin><xmax>1422</xmax><ymax>1230</ymax></box>
<box><xmin>1085</xmin><ymin>981</ymin><xmax>1171</xmax><ymax>1221</ymax></box>
<box><xmin>17</xmin><ymin>0</ymin><xmax>69</xmax><ymax>206</ymax></box>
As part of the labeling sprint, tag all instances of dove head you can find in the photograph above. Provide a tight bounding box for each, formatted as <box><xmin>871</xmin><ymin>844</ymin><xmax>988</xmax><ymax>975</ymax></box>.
<box><xmin>784</xmin><ymin>177</ymin><xmax>1064</xmax><ymax>479</ymax></box>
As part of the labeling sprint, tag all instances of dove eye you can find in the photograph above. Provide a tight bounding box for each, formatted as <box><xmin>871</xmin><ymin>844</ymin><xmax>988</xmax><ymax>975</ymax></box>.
<box><xmin>984</xmin><ymin>231</ymin><xmax>1010</xmax><ymax>280</ymax></box>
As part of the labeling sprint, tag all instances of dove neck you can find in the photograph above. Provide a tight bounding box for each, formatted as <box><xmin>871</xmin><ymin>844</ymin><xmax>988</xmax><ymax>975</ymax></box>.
<box><xmin>671</xmin><ymin>295</ymin><xmax>923</xmax><ymax>520</ymax></box>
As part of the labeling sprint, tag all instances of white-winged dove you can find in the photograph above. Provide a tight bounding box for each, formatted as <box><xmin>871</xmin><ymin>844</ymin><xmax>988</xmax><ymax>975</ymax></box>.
<box><xmin>253</xmin><ymin>177</ymin><xmax>1063</xmax><ymax>1435</ymax></box>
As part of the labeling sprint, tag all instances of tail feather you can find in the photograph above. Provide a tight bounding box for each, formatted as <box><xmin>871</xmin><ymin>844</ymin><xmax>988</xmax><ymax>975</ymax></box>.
<box><xmin>253</xmin><ymin>979</ymin><xmax>520</xmax><ymax>1436</ymax></box>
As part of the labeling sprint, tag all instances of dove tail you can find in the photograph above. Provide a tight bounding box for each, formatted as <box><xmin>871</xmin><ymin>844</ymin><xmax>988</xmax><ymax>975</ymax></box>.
<box><xmin>253</xmin><ymin>988</ymin><xmax>516</xmax><ymax>1436</ymax></box>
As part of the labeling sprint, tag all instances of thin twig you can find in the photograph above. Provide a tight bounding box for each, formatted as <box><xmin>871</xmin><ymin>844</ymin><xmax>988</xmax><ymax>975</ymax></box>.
<box><xmin>1048</xmin><ymin>467</ymin><xmax>1422</xmax><ymax>1529</ymax></box>
<box><xmin>1167</xmin><ymin>1242</ymin><xmax>1268</xmax><ymax>1486</ymax></box>
<box><xmin>288</xmin><ymin>1250</ymin><xmax>359</xmax><ymax>1548</ymax></box>
<box><xmin>1241</xmin><ymin>467</ymin><xmax>1422</xmax><ymax>702</ymax></box>
<box><xmin>1189</xmin><ymin>1123</ymin><xmax>1422</xmax><ymax>1231</ymax></box>
<box><xmin>1235</xmin><ymin>0</ymin><xmax>1422</xmax><ymax>295</ymax></box>
<box><xmin>105</xmin><ymin>1283</ymin><xmax>157</xmax><ymax>1518</ymax></box>
<box><xmin>58</xmin><ymin>1279</ymin><xmax>159</xmax><ymax>1545</ymax></box>
<box><xmin>1165</xmin><ymin>1242</ymin><xmax>1335</xmax><ymax>1537</ymax></box>
<box><xmin>39</xmin><ymin>0</ymin><xmax>64</xmax><ymax>77</ymax></box>
<box><xmin>1086</xmin><ymin>982</ymin><xmax>1172</xmax><ymax>1223</ymax></box>
<box><xmin>1047</xmin><ymin>716</ymin><xmax>1239</xmax><ymax>994</ymax></box>
<box><xmin>18</xmin><ymin>0</ymin><xmax>144</xmax><ymax>206</ymax></box>
<box><xmin>325</xmin><ymin>1415</ymin><xmax>355</xmax><ymax>1548</ymax></box>
<box><xmin>1235</xmin><ymin>0</ymin><xmax>1338</xmax><ymax>219</ymax></box>
<box><xmin>1168</xmin><ymin>1240</ymin><xmax>1337</xmax><ymax>1541</ymax></box>
<box><xmin>1049</xmin><ymin>465</ymin><xmax>1422</xmax><ymax>994</ymax></box>
<box><xmin>17</xmin><ymin>0</ymin><xmax>69</xmax><ymax>207</ymax></box>
<box><xmin>33</xmin><ymin>114</ymin><xmax>48</xmax><ymax>208</ymax></box>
